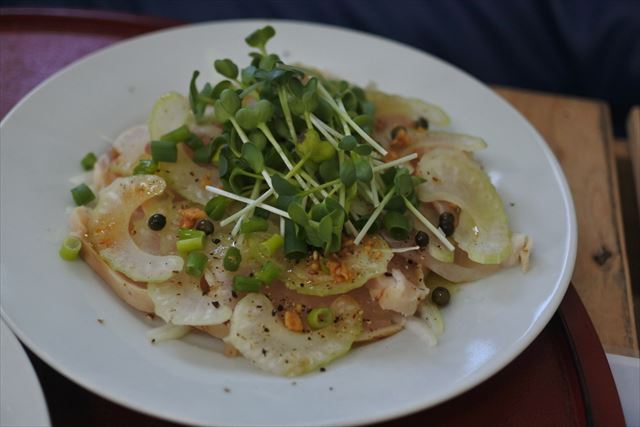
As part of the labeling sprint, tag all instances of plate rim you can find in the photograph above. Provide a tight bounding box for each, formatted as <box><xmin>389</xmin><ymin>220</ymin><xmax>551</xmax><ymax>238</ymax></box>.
<box><xmin>0</xmin><ymin>18</ymin><xmax>578</xmax><ymax>426</ymax></box>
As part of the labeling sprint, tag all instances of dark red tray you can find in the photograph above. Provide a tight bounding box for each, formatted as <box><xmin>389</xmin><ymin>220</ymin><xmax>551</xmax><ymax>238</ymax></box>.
<box><xmin>0</xmin><ymin>9</ymin><xmax>625</xmax><ymax>426</ymax></box>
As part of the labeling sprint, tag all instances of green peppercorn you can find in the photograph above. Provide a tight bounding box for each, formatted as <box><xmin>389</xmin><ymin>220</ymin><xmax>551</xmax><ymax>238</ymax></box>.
<box><xmin>195</xmin><ymin>219</ymin><xmax>214</xmax><ymax>235</ymax></box>
<box><xmin>415</xmin><ymin>231</ymin><xmax>429</xmax><ymax>248</ymax></box>
<box><xmin>431</xmin><ymin>287</ymin><xmax>450</xmax><ymax>306</ymax></box>
<box><xmin>390</xmin><ymin>125</ymin><xmax>407</xmax><ymax>140</ymax></box>
<box><xmin>148</xmin><ymin>213</ymin><xmax>166</xmax><ymax>231</ymax></box>
<box><xmin>439</xmin><ymin>212</ymin><xmax>455</xmax><ymax>237</ymax></box>
<box><xmin>415</xmin><ymin>117</ymin><xmax>429</xmax><ymax>130</ymax></box>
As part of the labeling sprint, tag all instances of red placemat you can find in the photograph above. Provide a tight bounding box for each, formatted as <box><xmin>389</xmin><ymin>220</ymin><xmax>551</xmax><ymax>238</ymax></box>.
<box><xmin>0</xmin><ymin>9</ymin><xmax>626</xmax><ymax>426</ymax></box>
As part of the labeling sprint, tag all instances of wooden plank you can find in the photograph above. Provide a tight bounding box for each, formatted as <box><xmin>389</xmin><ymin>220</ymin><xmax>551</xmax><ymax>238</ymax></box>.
<box><xmin>628</xmin><ymin>107</ymin><xmax>640</xmax><ymax>215</ymax></box>
<box><xmin>494</xmin><ymin>86</ymin><xmax>638</xmax><ymax>356</ymax></box>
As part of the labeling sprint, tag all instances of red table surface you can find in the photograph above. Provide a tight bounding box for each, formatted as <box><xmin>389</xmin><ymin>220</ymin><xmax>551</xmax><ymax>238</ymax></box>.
<box><xmin>0</xmin><ymin>9</ymin><xmax>626</xmax><ymax>427</ymax></box>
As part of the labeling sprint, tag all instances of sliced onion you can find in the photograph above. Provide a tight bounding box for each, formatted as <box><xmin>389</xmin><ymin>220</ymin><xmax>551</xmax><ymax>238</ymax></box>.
<box><xmin>407</xmin><ymin>130</ymin><xmax>487</xmax><ymax>152</ymax></box>
<box><xmin>158</xmin><ymin>145</ymin><xmax>217</xmax><ymax>205</ymax></box>
<box><xmin>365</xmin><ymin>87</ymin><xmax>450</xmax><ymax>127</ymax></box>
<box><xmin>225</xmin><ymin>294</ymin><xmax>363</xmax><ymax>376</ymax></box>
<box><xmin>111</xmin><ymin>125</ymin><xmax>150</xmax><ymax>175</ymax></box>
<box><xmin>282</xmin><ymin>235</ymin><xmax>393</xmax><ymax>296</ymax></box>
<box><xmin>148</xmin><ymin>92</ymin><xmax>194</xmax><ymax>140</ymax></box>
<box><xmin>88</xmin><ymin>175</ymin><xmax>183</xmax><ymax>282</ymax></box>
<box><xmin>148</xmin><ymin>272</ymin><xmax>232</xmax><ymax>326</ymax></box>
<box><xmin>405</xmin><ymin>299</ymin><xmax>444</xmax><ymax>347</ymax></box>
<box><xmin>147</xmin><ymin>323</ymin><xmax>191</xmax><ymax>343</ymax></box>
<box><xmin>417</xmin><ymin>148</ymin><xmax>511</xmax><ymax>264</ymax></box>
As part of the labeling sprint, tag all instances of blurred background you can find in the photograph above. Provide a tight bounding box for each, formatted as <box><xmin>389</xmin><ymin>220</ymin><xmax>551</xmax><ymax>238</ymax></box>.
<box><xmin>3</xmin><ymin>0</ymin><xmax>640</xmax><ymax>135</ymax></box>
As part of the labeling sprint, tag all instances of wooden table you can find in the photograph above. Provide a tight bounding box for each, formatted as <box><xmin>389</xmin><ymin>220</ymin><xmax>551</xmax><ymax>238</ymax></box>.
<box><xmin>1</xmin><ymin>8</ymin><xmax>637</xmax><ymax>426</ymax></box>
<box><xmin>495</xmin><ymin>88</ymin><xmax>639</xmax><ymax>357</ymax></box>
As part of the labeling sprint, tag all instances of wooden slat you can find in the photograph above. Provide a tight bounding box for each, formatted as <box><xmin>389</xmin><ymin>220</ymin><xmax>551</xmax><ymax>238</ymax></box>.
<box><xmin>494</xmin><ymin>87</ymin><xmax>638</xmax><ymax>356</ymax></box>
<box><xmin>628</xmin><ymin>107</ymin><xmax>640</xmax><ymax>215</ymax></box>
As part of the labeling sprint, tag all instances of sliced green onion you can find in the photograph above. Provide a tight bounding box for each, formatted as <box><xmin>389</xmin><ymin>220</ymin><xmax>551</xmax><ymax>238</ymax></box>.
<box><xmin>151</xmin><ymin>140</ymin><xmax>178</xmax><ymax>162</ymax></box>
<box><xmin>223</xmin><ymin>247</ymin><xmax>242</xmax><ymax>271</ymax></box>
<box><xmin>186</xmin><ymin>251</ymin><xmax>208</xmax><ymax>277</ymax></box>
<box><xmin>70</xmin><ymin>183</ymin><xmax>95</xmax><ymax>206</ymax></box>
<box><xmin>176</xmin><ymin>237</ymin><xmax>204</xmax><ymax>253</ymax></box>
<box><xmin>185</xmin><ymin>134</ymin><xmax>204</xmax><ymax>151</ymax></box>
<box><xmin>205</xmin><ymin>196</ymin><xmax>231</xmax><ymax>220</ymax></box>
<box><xmin>178</xmin><ymin>228</ymin><xmax>205</xmax><ymax>240</ymax></box>
<box><xmin>383</xmin><ymin>211</ymin><xmax>411</xmax><ymax>240</ymax></box>
<box><xmin>80</xmin><ymin>152</ymin><xmax>97</xmax><ymax>170</ymax></box>
<box><xmin>240</xmin><ymin>217</ymin><xmax>269</xmax><ymax>234</ymax></box>
<box><xmin>260</xmin><ymin>234</ymin><xmax>284</xmax><ymax>256</ymax></box>
<box><xmin>232</xmin><ymin>275</ymin><xmax>262</xmax><ymax>293</ymax></box>
<box><xmin>307</xmin><ymin>307</ymin><xmax>334</xmax><ymax>330</ymax></box>
<box><xmin>177</xmin><ymin>229</ymin><xmax>205</xmax><ymax>253</ymax></box>
<box><xmin>255</xmin><ymin>261</ymin><xmax>282</xmax><ymax>284</ymax></box>
<box><xmin>59</xmin><ymin>235</ymin><xmax>82</xmax><ymax>261</ymax></box>
<box><xmin>160</xmin><ymin>124</ymin><xmax>191</xmax><ymax>143</ymax></box>
<box><xmin>132</xmin><ymin>159</ymin><xmax>158</xmax><ymax>175</ymax></box>
<box><xmin>284</xmin><ymin>220</ymin><xmax>307</xmax><ymax>259</ymax></box>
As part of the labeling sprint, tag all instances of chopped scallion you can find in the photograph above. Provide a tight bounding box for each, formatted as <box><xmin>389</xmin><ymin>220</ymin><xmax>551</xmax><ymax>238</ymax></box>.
<box><xmin>240</xmin><ymin>217</ymin><xmax>269</xmax><ymax>234</ymax></box>
<box><xmin>160</xmin><ymin>124</ymin><xmax>192</xmax><ymax>143</ymax></box>
<box><xmin>151</xmin><ymin>140</ymin><xmax>178</xmax><ymax>162</ymax></box>
<box><xmin>232</xmin><ymin>275</ymin><xmax>262</xmax><ymax>293</ymax></box>
<box><xmin>223</xmin><ymin>247</ymin><xmax>242</xmax><ymax>271</ymax></box>
<box><xmin>260</xmin><ymin>234</ymin><xmax>284</xmax><ymax>256</ymax></box>
<box><xmin>132</xmin><ymin>159</ymin><xmax>158</xmax><ymax>175</ymax></box>
<box><xmin>80</xmin><ymin>152</ymin><xmax>97</xmax><ymax>170</ymax></box>
<box><xmin>59</xmin><ymin>235</ymin><xmax>82</xmax><ymax>260</ymax></box>
<box><xmin>70</xmin><ymin>183</ymin><xmax>95</xmax><ymax>206</ymax></box>
<box><xmin>255</xmin><ymin>261</ymin><xmax>282</xmax><ymax>284</ymax></box>
<box><xmin>307</xmin><ymin>307</ymin><xmax>334</xmax><ymax>329</ymax></box>
<box><xmin>177</xmin><ymin>229</ymin><xmax>205</xmax><ymax>253</ymax></box>
<box><xmin>186</xmin><ymin>251</ymin><xmax>208</xmax><ymax>277</ymax></box>
<box><xmin>176</xmin><ymin>237</ymin><xmax>204</xmax><ymax>253</ymax></box>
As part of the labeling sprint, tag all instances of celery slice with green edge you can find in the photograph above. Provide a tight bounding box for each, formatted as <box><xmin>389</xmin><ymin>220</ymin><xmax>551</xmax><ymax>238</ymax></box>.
<box><xmin>417</xmin><ymin>148</ymin><xmax>511</xmax><ymax>264</ymax></box>
<box><xmin>225</xmin><ymin>293</ymin><xmax>362</xmax><ymax>376</ymax></box>
<box><xmin>365</xmin><ymin>88</ymin><xmax>450</xmax><ymax>127</ymax></box>
<box><xmin>148</xmin><ymin>91</ymin><xmax>194</xmax><ymax>140</ymax></box>
<box><xmin>281</xmin><ymin>235</ymin><xmax>393</xmax><ymax>296</ymax></box>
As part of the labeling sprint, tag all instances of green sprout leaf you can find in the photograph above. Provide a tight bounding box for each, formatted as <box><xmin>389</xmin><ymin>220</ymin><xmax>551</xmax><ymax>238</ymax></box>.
<box><xmin>354</xmin><ymin>155</ymin><xmax>373</xmax><ymax>183</ymax></box>
<box><xmin>271</xmin><ymin>174</ymin><xmax>300</xmax><ymax>196</ymax></box>
<box><xmin>214</xmin><ymin>88</ymin><xmax>241</xmax><ymax>123</ymax></box>
<box><xmin>235</xmin><ymin>107</ymin><xmax>260</xmax><ymax>130</ymax></box>
<box><xmin>212</xmin><ymin>80</ymin><xmax>233</xmax><ymax>99</ymax></box>
<box><xmin>242</xmin><ymin>142</ymin><xmax>264</xmax><ymax>173</ymax></box>
<box><xmin>288</xmin><ymin>203</ymin><xmax>309</xmax><ymax>227</ymax></box>
<box><xmin>245</xmin><ymin>25</ymin><xmax>276</xmax><ymax>54</ymax></box>
<box><xmin>339</xmin><ymin>135</ymin><xmax>357</xmax><ymax>151</ymax></box>
<box><xmin>214</xmin><ymin>59</ymin><xmax>239</xmax><ymax>80</ymax></box>
<box><xmin>340</xmin><ymin>157</ymin><xmax>356</xmax><ymax>187</ymax></box>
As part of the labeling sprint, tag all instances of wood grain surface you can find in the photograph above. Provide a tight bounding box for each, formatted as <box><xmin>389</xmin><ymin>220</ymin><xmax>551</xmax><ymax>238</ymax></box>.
<box><xmin>629</xmin><ymin>108</ymin><xmax>640</xmax><ymax>215</ymax></box>
<box><xmin>495</xmin><ymin>87</ymin><xmax>638</xmax><ymax>356</ymax></box>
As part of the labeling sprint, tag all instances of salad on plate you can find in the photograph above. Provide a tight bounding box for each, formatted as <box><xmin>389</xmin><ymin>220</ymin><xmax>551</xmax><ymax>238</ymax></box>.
<box><xmin>61</xmin><ymin>26</ymin><xmax>532</xmax><ymax>376</ymax></box>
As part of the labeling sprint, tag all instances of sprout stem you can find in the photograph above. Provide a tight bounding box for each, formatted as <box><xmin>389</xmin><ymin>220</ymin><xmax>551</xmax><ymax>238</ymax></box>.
<box><xmin>278</xmin><ymin>86</ymin><xmax>297</xmax><ymax>142</ymax></box>
<box><xmin>229</xmin><ymin>117</ymin><xmax>249</xmax><ymax>143</ymax></box>
<box><xmin>403</xmin><ymin>197</ymin><xmax>455</xmax><ymax>251</ymax></box>
<box><xmin>318</xmin><ymin>83</ymin><xmax>387</xmax><ymax>156</ymax></box>
<box><xmin>232</xmin><ymin>180</ymin><xmax>262</xmax><ymax>235</ymax></box>
<box><xmin>310</xmin><ymin>114</ymin><xmax>343</xmax><ymax>139</ymax></box>
<box><xmin>206</xmin><ymin>186</ymin><xmax>288</xmax><ymax>221</ymax></box>
<box><xmin>372</xmin><ymin>153</ymin><xmax>418</xmax><ymax>172</ymax></box>
<box><xmin>310</xmin><ymin>115</ymin><xmax>340</xmax><ymax>149</ymax></box>
<box><xmin>354</xmin><ymin>188</ymin><xmax>395</xmax><ymax>245</ymax></box>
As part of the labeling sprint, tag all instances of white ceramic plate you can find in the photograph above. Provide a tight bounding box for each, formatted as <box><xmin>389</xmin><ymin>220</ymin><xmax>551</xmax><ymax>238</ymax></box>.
<box><xmin>0</xmin><ymin>320</ymin><xmax>50</xmax><ymax>427</ymax></box>
<box><xmin>0</xmin><ymin>20</ymin><xmax>576</xmax><ymax>426</ymax></box>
